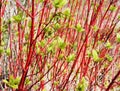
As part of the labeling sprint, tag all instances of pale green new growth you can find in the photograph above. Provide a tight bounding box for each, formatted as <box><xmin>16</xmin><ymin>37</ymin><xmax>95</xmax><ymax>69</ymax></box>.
<box><xmin>0</xmin><ymin>46</ymin><xmax>4</xmax><ymax>54</ymax></box>
<box><xmin>105</xmin><ymin>41</ymin><xmax>112</xmax><ymax>49</ymax></box>
<box><xmin>53</xmin><ymin>0</ymin><xmax>67</xmax><ymax>8</ymax></box>
<box><xmin>3</xmin><ymin>75</ymin><xmax>20</xmax><ymax>89</ymax></box>
<box><xmin>92</xmin><ymin>25</ymin><xmax>98</xmax><ymax>32</ymax></box>
<box><xmin>13</xmin><ymin>13</ymin><xmax>23</xmax><ymax>22</ymax></box>
<box><xmin>6</xmin><ymin>48</ymin><xmax>11</xmax><ymax>56</ymax></box>
<box><xmin>76</xmin><ymin>77</ymin><xmax>88</xmax><ymax>91</ymax></box>
<box><xmin>3</xmin><ymin>75</ymin><xmax>31</xmax><ymax>89</ymax></box>
<box><xmin>57</xmin><ymin>37</ymin><xmax>66</xmax><ymax>50</ymax></box>
<box><xmin>106</xmin><ymin>54</ymin><xmax>113</xmax><ymax>62</ymax></box>
<box><xmin>66</xmin><ymin>54</ymin><xmax>75</xmax><ymax>63</ymax></box>
<box><xmin>116</xmin><ymin>33</ymin><xmax>120</xmax><ymax>43</ymax></box>
<box><xmin>92</xmin><ymin>49</ymin><xmax>99</xmax><ymax>62</ymax></box>
<box><xmin>63</xmin><ymin>8</ymin><xmax>70</xmax><ymax>18</ymax></box>
<box><xmin>75</xmin><ymin>23</ymin><xmax>84</xmax><ymax>32</ymax></box>
<box><xmin>109</xmin><ymin>5</ymin><xmax>117</xmax><ymax>11</ymax></box>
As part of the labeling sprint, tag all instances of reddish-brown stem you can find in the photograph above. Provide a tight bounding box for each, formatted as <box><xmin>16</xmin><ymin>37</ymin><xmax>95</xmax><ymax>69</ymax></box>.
<box><xmin>0</xmin><ymin>1</ymin><xmax>1</xmax><ymax>46</ymax></box>
<box><xmin>106</xmin><ymin>70</ymin><xmax>120</xmax><ymax>91</ymax></box>
<box><xmin>18</xmin><ymin>0</ymin><xmax>35</xmax><ymax>90</ymax></box>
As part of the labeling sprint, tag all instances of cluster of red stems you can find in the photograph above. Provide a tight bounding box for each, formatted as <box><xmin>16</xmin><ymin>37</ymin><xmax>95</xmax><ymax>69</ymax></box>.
<box><xmin>0</xmin><ymin>0</ymin><xmax>120</xmax><ymax>91</ymax></box>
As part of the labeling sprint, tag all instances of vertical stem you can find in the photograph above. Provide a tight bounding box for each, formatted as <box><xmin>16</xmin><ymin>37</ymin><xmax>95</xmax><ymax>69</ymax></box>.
<box><xmin>0</xmin><ymin>0</ymin><xmax>2</xmax><ymax>51</ymax></box>
<box><xmin>18</xmin><ymin>0</ymin><xmax>35</xmax><ymax>90</ymax></box>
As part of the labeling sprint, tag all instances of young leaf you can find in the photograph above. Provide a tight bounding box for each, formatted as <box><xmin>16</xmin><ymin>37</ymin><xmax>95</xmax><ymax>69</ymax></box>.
<box><xmin>28</xmin><ymin>21</ymin><xmax>32</xmax><ymax>28</ymax></box>
<box><xmin>63</xmin><ymin>8</ymin><xmax>70</xmax><ymax>17</ymax></box>
<box><xmin>36</xmin><ymin>47</ymin><xmax>40</xmax><ymax>54</ymax></box>
<box><xmin>47</xmin><ymin>40</ymin><xmax>57</xmax><ymax>53</ymax></box>
<box><xmin>25</xmin><ymin>78</ymin><xmax>31</xmax><ymax>85</ymax></box>
<box><xmin>59</xmin><ymin>54</ymin><xmax>64</xmax><ymax>59</ymax></box>
<box><xmin>109</xmin><ymin>5</ymin><xmax>117</xmax><ymax>11</ymax></box>
<box><xmin>9</xmin><ymin>75</ymin><xmax>16</xmax><ymax>85</ymax></box>
<box><xmin>76</xmin><ymin>77</ymin><xmax>88</xmax><ymax>91</ymax></box>
<box><xmin>105</xmin><ymin>41</ymin><xmax>112</xmax><ymax>49</ymax></box>
<box><xmin>66</xmin><ymin>54</ymin><xmax>75</xmax><ymax>63</ymax></box>
<box><xmin>13</xmin><ymin>77</ymin><xmax>21</xmax><ymax>85</ymax></box>
<box><xmin>116</xmin><ymin>33</ymin><xmax>120</xmax><ymax>43</ymax></box>
<box><xmin>92</xmin><ymin>49</ymin><xmax>99</xmax><ymax>62</ymax></box>
<box><xmin>53</xmin><ymin>0</ymin><xmax>67</xmax><ymax>8</ymax></box>
<box><xmin>118</xmin><ymin>15</ymin><xmax>120</xmax><ymax>20</ymax></box>
<box><xmin>0</xmin><ymin>46</ymin><xmax>4</xmax><ymax>54</ymax></box>
<box><xmin>106</xmin><ymin>54</ymin><xmax>113</xmax><ymax>62</ymax></box>
<box><xmin>40</xmin><ymin>0</ymin><xmax>44</xmax><ymax>3</ymax></box>
<box><xmin>75</xmin><ymin>23</ymin><xmax>84</xmax><ymax>32</ymax></box>
<box><xmin>47</xmin><ymin>63</ymin><xmax>51</xmax><ymax>69</ymax></box>
<box><xmin>87</xmin><ymin>50</ymin><xmax>92</xmax><ymax>57</ymax></box>
<box><xmin>92</xmin><ymin>25</ymin><xmax>98</xmax><ymax>32</ymax></box>
<box><xmin>40</xmin><ymin>40</ymin><xmax>46</xmax><ymax>47</ymax></box>
<box><xmin>13</xmin><ymin>13</ymin><xmax>23</xmax><ymax>22</ymax></box>
<box><xmin>2</xmin><ymin>79</ymin><xmax>9</xmax><ymax>84</ymax></box>
<box><xmin>57</xmin><ymin>37</ymin><xmax>66</xmax><ymax>50</ymax></box>
<box><xmin>6</xmin><ymin>48</ymin><xmax>11</xmax><ymax>56</ymax></box>
<box><xmin>10</xmin><ymin>84</ymin><xmax>18</xmax><ymax>89</ymax></box>
<box><xmin>54</xmin><ymin>23</ymin><xmax>61</xmax><ymax>30</ymax></box>
<box><xmin>3</xmin><ymin>75</ymin><xmax>20</xmax><ymax>89</ymax></box>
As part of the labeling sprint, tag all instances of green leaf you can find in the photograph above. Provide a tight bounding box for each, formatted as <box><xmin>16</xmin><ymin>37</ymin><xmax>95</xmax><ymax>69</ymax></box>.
<box><xmin>104</xmin><ymin>81</ymin><xmax>109</xmax><ymax>88</ymax></box>
<box><xmin>28</xmin><ymin>21</ymin><xmax>32</xmax><ymax>28</ymax></box>
<box><xmin>92</xmin><ymin>49</ymin><xmax>99</xmax><ymax>62</ymax></box>
<box><xmin>63</xmin><ymin>8</ymin><xmax>70</xmax><ymax>17</ymax></box>
<box><xmin>14</xmin><ymin>77</ymin><xmax>20</xmax><ymax>85</ymax></box>
<box><xmin>92</xmin><ymin>25</ymin><xmax>98</xmax><ymax>32</ymax></box>
<box><xmin>3</xmin><ymin>79</ymin><xmax>9</xmax><ymax>84</ymax></box>
<box><xmin>9</xmin><ymin>84</ymin><xmax>18</xmax><ymax>89</ymax></box>
<box><xmin>106</xmin><ymin>54</ymin><xmax>113</xmax><ymax>62</ymax></box>
<box><xmin>13</xmin><ymin>13</ymin><xmax>23</xmax><ymax>22</ymax></box>
<box><xmin>109</xmin><ymin>5</ymin><xmax>117</xmax><ymax>11</ymax></box>
<box><xmin>116</xmin><ymin>33</ymin><xmax>120</xmax><ymax>43</ymax></box>
<box><xmin>72</xmin><ymin>42</ymin><xmax>77</xmax><ymax>51</ymax></box>
<box><xmin>57</xmin><ymin>37</ymin><xmax>66</xmax><ymax>50</ymax></box>
<box><xmin>47</xmin><ymin>46</ymin><xmax>53</xmax><ymax>53</ymax></box>
<box><xmin>47</xmin><ymin>63</ymin><xmax>51</xmax><ymax>69</ymax></box>
<box><xmin>66</xmin><ymin>54</ymin><xmax>75</xmax><ymax>63</ymax></box>
<box><xmin>6</xmin><ymin>48</ymin><xmax>11</xmax><ymax>56</ymax></box>
<box><xmin>34</xmin><ymin>85</ymin><xmax>39</xmax><ymax>90</ymax></box>
<box><xmin>76</xmin><ymin>77</ymin><xmax>88</xmax><ymax>91</ymax></box>
<box><xmin>36</xmin><ymin>48</ymin><xmax>40</xmax><ymax>54</ymax></box>
<box><xmin>105</xmin><ymin>41</ymin><xmax>112</xmax><ymax>49</ymax></box>
<box><xmin>47</xmin><ymin>40</ymin><xmax>57</xmax><ymax>53</ymax></box>
<box><xmin>40</xmin><ymin>40</ymin><xmax>46</xmax><ymax>47</ymax></box>
<box><xmin>36</xmin><ymin>0</ymin><xmax>44</xmax><ymax>3</ymax></box>
<box><xmin>76</xmin><ymin>24</ymin><xmax>84</xmax><ymax>32</ymax></box>
<box><xmin>9</xmin><ymin>75</ymin><xmax>14</xmax><ymax>85</ymax></box>
<box><xmin>53</xmin><ymin>0</ymin><xmax>67</xmax><ymax>8</ymax></box>
<box><xmin>87</xmin><ymin>50</ymin><xmax>92</xmax><ymax>57</ymax></box>
<box><xmin>40</xmin><ymin>0</ymin><xmax>44</xmax><ymax>3</ymax></box>
<box><xmin>59</xmin><ymin>54</ymin><xmax>64</xmax><ymax>59</ymax></box>
<box><xmin>118</xmin><ymin>15</ymin><xmax>120</xmax><ymax>20</ymax></box>
<box><xmin>0</xmin><ymin>46</ymin><xmax>4</xmax><ymax>54</ymax></box>
<box><xmin>25</xmin><ymin>78</ymin><xmax>31</xmax><ymax>85</ymax></box>
<box><xmin>54</xmin><ymin>23</ymin><xmax>61</xmax><ymax>30</ymax></box>
<box><xmin>3</xmin><ymin>75</ymin><xmax>20</xmax><ymax>89</ymax></box>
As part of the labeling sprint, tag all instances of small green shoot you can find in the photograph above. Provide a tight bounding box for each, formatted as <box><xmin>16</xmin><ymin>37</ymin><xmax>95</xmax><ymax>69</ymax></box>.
<box><xmin>75</xmin><ymin>23</ymin><xmax>84</xmax><ymax>32</ymax></box>
<box><xmin>53</xmin><ymin>0</ymin><xmax>67</xmax><ymax>8</ymax></box>
<box><xmin>66</xmin><ymin>54</ymin><xmax>75</xmax><ymax>63</ymax></box>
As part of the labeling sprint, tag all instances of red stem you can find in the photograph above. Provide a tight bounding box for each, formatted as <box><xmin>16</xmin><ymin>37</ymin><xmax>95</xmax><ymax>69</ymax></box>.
<box><xmin>106</xmin><ymin>70</ymin><xmax>120</xmax><ymax>90</ymax></box>
<box><xmin>18</xmin><ymin>0</ymin><xmax>35</xmax><ymax>90</ymax></box>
